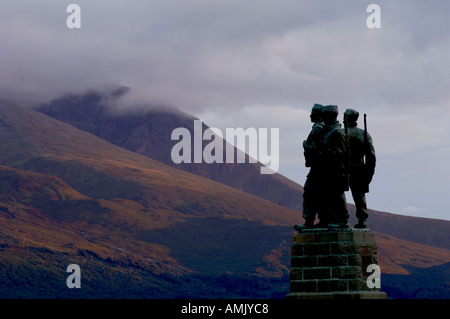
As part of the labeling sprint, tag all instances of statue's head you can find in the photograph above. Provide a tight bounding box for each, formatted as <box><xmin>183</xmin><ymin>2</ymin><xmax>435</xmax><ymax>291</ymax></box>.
<box><xmin>310</xmin><ymin>103</ymin><xmax>323</xmax><ymax>122</ymax></box>
<box><xmin>322</xmin><ymin>105</ymin><xmax>338</xmax><ymax>124</ymax></box>
<box><xmin>344</xmin><ymin>108</ymin><xmax>359</xmax><ymax>125</ymax></box>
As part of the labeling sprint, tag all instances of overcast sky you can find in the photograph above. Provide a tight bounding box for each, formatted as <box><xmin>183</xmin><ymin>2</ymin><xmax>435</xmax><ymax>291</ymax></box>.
<box><xmin>1</xmin><ymin>0</ymin><xmax>449</xmax><ymax>221</ymax></box>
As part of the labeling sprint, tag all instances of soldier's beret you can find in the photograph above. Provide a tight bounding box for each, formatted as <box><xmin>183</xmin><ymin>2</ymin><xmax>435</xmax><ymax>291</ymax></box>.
<box><xmin>344</xmin><ymin>108</ymin><xmax>359</xmax><ymax>116</ymax></box>
<box><xmin>344</xmin><ymin>108</ymin><xmax>359</xmax><ymax>121</ymax></box>
<box><xmin>322</xmin><ymin>105</ymin><xmax>338</xmax><ymax>114</ymax></box>
<box><xmin>312</xmin><ymin>104</ymin><xmax>323</xmax><ymax>112</ymax></box>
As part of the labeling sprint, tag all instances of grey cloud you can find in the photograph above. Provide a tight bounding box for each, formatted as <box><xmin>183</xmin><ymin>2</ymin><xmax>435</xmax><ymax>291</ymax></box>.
<box><xmin>1</xmin><ymin>0</ymin><xmax>450</xmax><ymax>114</ymax></box>
<box><xmin>0</xmin><ymin>1</ymin><xmax>369</xmax><ymax>107</ymax></box>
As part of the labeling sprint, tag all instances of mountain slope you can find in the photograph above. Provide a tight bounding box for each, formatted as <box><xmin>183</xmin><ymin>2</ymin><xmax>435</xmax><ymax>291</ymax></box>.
<box><xmin>0</xmin><ymin>101</ymin><xmax>300</xmax><ymax>270</ymax></box>
<box><xmin>36</xmin><ymin>89</ymin><xmax>303</xmax><ymax>211</ymax></box>
<box><xmin>363</xmin><ymin>209</ymin><xmax>450</xmax><ymax>251</ymax></box>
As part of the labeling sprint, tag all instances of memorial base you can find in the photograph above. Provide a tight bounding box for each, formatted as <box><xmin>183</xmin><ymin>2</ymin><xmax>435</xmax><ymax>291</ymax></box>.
<box><xmin>285</xmin><ymin>228</ymin><xmax>387</xmax><ymax>300</ymax></box>
<box><xmin>285</xmin><ymin>291</ymin><xmax>387</xmax><ymax>299</ymax></box>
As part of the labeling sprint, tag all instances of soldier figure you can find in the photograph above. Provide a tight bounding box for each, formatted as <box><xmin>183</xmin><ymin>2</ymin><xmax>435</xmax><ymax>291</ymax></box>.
<box><xmin>295</xmin><ymin>104</ymin><xmax>325</xmax><ymax>229</ymax></box>
<box><xmin>320</xmin><ymin>105</ymin><xmax>350</xmax><ymax>228</ymax></box>
<box><xmin>343</xmin><ymin>109</ymin><xmax>376</xmax><ymax>228</ymax></box>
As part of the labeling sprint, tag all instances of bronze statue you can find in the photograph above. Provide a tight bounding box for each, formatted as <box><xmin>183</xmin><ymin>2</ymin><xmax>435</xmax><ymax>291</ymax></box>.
<box><xmin>320</xmin><ymin>105</ymin><xmax>350</xmax><ymax>228</ymax></box>
<box><xmin>295</xmin><ymin>104</ymin><xmax>350</xmax><ymax>230</ymax></box>
<box><xmin>343</xmin><ymin>109</ymin><xmax>376</xmax><ymax>228</ymax></box>
<box><xmin>295</xmin><ymin>105</ymin><xmax>377</xmax><ymax>231</ymax></box>
<box><xmin>297</xmin><ymin>104</ymin><xmax>325</xmax><ymax>229</ymax></box>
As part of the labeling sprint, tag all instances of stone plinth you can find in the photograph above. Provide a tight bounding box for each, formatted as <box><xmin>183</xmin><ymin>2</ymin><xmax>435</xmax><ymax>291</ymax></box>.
<box><xmin>285</xmin><ymin>228</ymin><xmax>387</xmax><ymax>299</ymax></box>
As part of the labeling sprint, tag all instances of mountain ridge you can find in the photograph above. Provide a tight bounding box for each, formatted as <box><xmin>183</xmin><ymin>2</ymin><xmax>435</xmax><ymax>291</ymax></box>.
<box><xmin>36</xmin><ymin>90</ymin><xmax>304</xmax><ymax>211</ymax></box>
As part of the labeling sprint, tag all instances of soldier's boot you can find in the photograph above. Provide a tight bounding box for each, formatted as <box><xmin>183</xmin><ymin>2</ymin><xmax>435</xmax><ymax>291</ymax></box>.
<box><xmin>314</xmin><ymin>221</ymin><xmax>328</xmax><ymax>228</ymax></box>
<box><xmin>354</xmin><ymin>219</ymin><xmax>367</xmax><ymax>229</ymax></box>
<box><xmin>328</xmin><ymin>216</ymin><xmax>349</xmax><ymax>229</ymax></box>
<box><xmin>328</xmin><ymin>222</ymin><xmax>349</xmax><ymax>229</ymax></box>
<box><xmin>294</xmin><ymin>219</ymin><xmax>315</xmax><ymax>231</ymax></box>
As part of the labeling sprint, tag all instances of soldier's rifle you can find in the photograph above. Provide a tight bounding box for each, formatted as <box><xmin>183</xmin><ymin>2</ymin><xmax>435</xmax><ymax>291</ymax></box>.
<box><xmin>344</xmin><ymin>113</ymin><xmax>351</xmax><ymax>190</ymax></box>
<box><xmin>363</xmin><ymin>113</ymin><xmax>368</xmax><ymax>165</ymax></box>
<box><xmin>363</xmin><ymin>113</ymin><xmax>373</xmax><ymax>192</ymax></box>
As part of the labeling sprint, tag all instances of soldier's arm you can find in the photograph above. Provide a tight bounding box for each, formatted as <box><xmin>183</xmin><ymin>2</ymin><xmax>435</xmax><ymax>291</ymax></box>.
<box><xmin>328</xmin><ymin>131</ymin><xmax>346</xmax><ymax>155</ymax></box>
<box><xmin>365</xmin><ymin>133</ymin><xmax>376</xmax><ymax>174</ymax></box>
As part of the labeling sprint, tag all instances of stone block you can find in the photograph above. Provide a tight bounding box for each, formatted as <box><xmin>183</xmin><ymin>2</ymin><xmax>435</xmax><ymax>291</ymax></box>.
<box><xmin>330</xmin><ymin>242</ymin><xmax>360</xmax><ymax>254</ymax></box>
<box><xmin>285</xmin><ymin>292</ymin><xmax>332</xmax><ymax>299</ymax></box>
<box><xmin>332</xmin><ymin>266</ymin><xmax>362</xmax><ymax>279</ymax></box>
<box><xmin>318</xmin><ymin>255</ymin><xmax>348</xmax><ymax>267</ymax></box>
<box><xmin>332</xmin><ymin>291</ymin><xmax>387</xmax><ymax>299</ymax></box>
<box><xmin>293</xmin><ymin>233</ymin><xmax>316</xmax><ymax>244</ymax></box>
<box><xmin>304</xmin><ymin>243</ymin><xmax>330</xmax><ymax>256</ymax></box>
<box><xmin>285</xmin><ymin>291</ymin><xmax>387</xmax><ymax>299</ymax></box>
<box><xmin>348</xmin><ymin>278</ymin><xmax>371</xmax><ymax>291</ymax></box>
<box><xmin>290</xmin><ymin>268</ymin><xmax>303</xmax><ymax>280</ymax></box>
<box><xmin>290</xmin><ymin>280</ymin><xmax>317</xmax><ymax>293</ymax></box>
<box><xmin>347</xmin><ymin>254</ymin><xmax>362</xmax><ymax>266</ymax></box>
<box><xmin>314</xmin><ymin>231</ymin><xmax>340</xmax><ymax>242</ymax></box>
<box><xmin>291</xmin><ymin>256</ymin><xmax>317</xmax><ymax>268</ymax></box>
<box><xmin>303</xmin><ymin>267</ymin><xmax>331</xmax><ymax>280</ymax></box>
<box><xmin>291</xmin><ymin>244</ymin><xmax>304</xmax><ymax>256</ymax></box>
<box><xmin>317</xmin><ymin>279</ymin><xmax>348</xmax><ymax>292</ymax></box>
<box><xmin>363</xmin><ymin>231</ymin><xmax>375</xmax><ymax>242</ymax></box>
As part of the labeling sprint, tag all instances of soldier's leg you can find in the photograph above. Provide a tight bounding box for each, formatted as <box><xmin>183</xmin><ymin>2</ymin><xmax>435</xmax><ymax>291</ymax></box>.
<box><xmin>297</xmin><ymin>177</ymin><xmax>315</xmax><ymax>228</ymax></box>
<box><xmin>312</xmin><ymin>175</ymin><xmax>330</xmax><ymax>227</ymax></box>
<box><xmin>334</xmin><ymin>191</ymin><xmax>350</xmax><ymax>227</ymax></box>
<box><xmin>315</xmin><ymin>190</ymin><xmax>327</xmax><ymax>227</ymax></box>
<box><xmin>351</xmin><ymin>189</ymin><xmax>368</xmax><ymax>227</ymax></box>
<box><xmin>323</xmin><ymin>189</ymin><xmax>349</xmax><ymax>228</ymax></box>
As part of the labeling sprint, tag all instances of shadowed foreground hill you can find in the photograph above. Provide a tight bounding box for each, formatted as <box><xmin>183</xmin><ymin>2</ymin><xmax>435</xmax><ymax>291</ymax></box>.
<box><xmin>0</xmin><ymin>101</ymin><xmax>301</xmax><ymax>297</ymax></box>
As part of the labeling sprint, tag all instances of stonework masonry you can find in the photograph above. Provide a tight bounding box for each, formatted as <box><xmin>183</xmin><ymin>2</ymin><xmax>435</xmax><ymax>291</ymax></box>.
<box><xmin>285</xmin><ymin>228</ymin><xmax>387</xmax><ymax>299</ymax></box>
